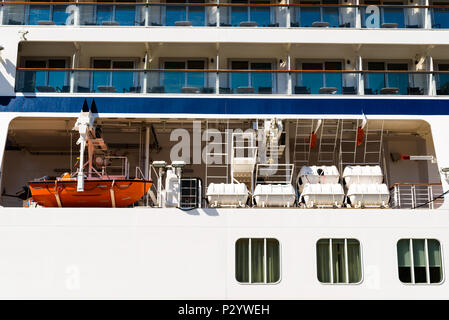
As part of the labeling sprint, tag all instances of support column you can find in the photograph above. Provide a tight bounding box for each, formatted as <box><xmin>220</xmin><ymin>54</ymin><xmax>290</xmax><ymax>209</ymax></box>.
<box><xmin>145</xmin><ymin>125</ymin><xmax>150</xmax><ymax>179</ymax></box>
<box><xmin>74</xmin><ymin>0</ymin><xmax>80</xmax><ymax>26</ymax></box>
<box><xmin>143</xmin><ymin>43</ymin><xmax>150</xmax><ymax>93</ymax></box>
<box><xmin>70</xmin><ymin>42</ymin><xmax>79</xmax><ymax>93</ymax></box>
<box><xmin>424</xmin><ymin>0</ymin><xmax>430</xmax><ymax>29</ymax></box>
<box><xmin>355</xmin><ymin>0</ymin><xmax>361</xmax><ymax>28</ymax></box>
<box><xmin>145</xmin><ymin>0</ymin><xmax>149</xmax><ymax>26</ymax></box>
<box><xmin>215</xmin><ymin>44</ymin><xmax>220</xmax><ymax>94</ymax></box>
<box><xmin>427</xmin><ymin>55</ymin><xmax>436</xmax><ymax>96</ymax></box>
<box><xmin>287</xmin><ymin>44</ymin><xmax>292</xmax><ymax>95</ymax></box>
<box><xmin>0</xmin><ymin>0</ymin><xmax>4</xmax><ymax>26</ymax></box>
<box><xmin>216</xmin><ymin>0</ymin><xmax>220</xmax><ymax>27</ymax></box>
<box><xmin>357</xmin><ymin>55</ymin><xmax>364</xmax><ymax>95</ymax></box>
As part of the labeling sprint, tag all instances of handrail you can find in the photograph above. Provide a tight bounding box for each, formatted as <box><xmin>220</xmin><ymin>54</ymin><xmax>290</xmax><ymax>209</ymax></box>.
<box><xmin>3</xmin><ymin>1</ymin><xmax>449</xmax><ymax>8</ymax></box>
<box><xmin>390</xmin><ymin>182</ymin><xmax>442</xmax><ymax>188</ymax></box>
<box><xmin>16</xmin><ymin>68</ymin><xmax>446</xmax><ymax>74</ymax></box>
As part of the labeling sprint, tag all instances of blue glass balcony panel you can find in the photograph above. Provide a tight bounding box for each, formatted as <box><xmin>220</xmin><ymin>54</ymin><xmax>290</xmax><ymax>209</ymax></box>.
<box><xmin>250</xmin><ymin>7</ymin><xmax>271</xmax><ymax>27</ymax></box>
<box><xmin>189</xmin><ymin>6</ymin><xmax>206</xmax><ymax>26</ymax></box>
<box><xmin>300</xmin><ymin>7</ymin><xmax>321</xmax><ymax>27</ymax></box>
<box><xmin>383</xmin><ymin>7</ymin><xmax>405</xmax><ymax>28</ymax></box>
<box><xmin>28</xmin><ymin>5</ymin><xmax>51</xmax><ymax>25</ymax></box>
<box><xmin>115</xmin><ymin>5</ymin><xmax>137</xmax><ymax>26</ymax></box>
<box><xmin>432</xmin><ymin>7</ymin><xmax>449</xmax><ymax>28</ymax></box>
<box><xmin>437</xmin><ymin>74</ymin><xmax>449</xmax><ymax>94</ymax></box>
<box><xmin>166</xmin><ymin>6</ymin><xmax>187</xmax><ymax>26</ymax></box>
<box><xmin>323</xmin><ymin>7</ymin><xmax>340</xmax><ymax>27</ymax></box>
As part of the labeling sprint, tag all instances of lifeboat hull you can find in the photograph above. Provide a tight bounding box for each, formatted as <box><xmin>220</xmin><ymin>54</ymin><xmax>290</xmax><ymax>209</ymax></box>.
<box><xmin>28</xmin><ymin>179</ymin><xmax>152</xmax><ymax>208</ymax></box>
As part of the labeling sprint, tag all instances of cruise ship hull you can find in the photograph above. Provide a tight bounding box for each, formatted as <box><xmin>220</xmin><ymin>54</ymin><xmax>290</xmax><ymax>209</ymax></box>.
<box><xmin>0</xmin><ymin>208</ymin><xmax>446</xmax><ymax>299</ymax></box>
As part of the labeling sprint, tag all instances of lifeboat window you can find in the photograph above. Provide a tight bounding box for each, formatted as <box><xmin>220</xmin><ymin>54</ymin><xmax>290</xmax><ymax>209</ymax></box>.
<box><xmin>235</xmin><ymin>238</ymin><xmax>280</xmax><ymax>284</ymax></box>
<box><xmin>397</xmin><ymin>239</ymin><xmax>443</xmax><ymax>284</ymax></box>
<box><xmin>316</xmin><ymin>238</ymin><xmax>362</xmax><ymax>284</ymax></box>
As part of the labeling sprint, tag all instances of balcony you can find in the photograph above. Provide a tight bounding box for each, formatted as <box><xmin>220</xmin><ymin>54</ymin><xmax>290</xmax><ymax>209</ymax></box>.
<box><xmin>1</xmin><ymin>1</ymin><xmax>448</xmax><ymax>29</ymax></box>
<box><xmin>292</xmin><ymin>70</ymin><xmax>359</xmax><ymax>94</ymax></box>
<box><xmin>431</xmin><ymin>4</ymin><xmax>449</xmax><ymax>29</ymax></box>
<box><xmin>290</xmin><ymin>3</ymin><xmax>355</xmax><ymax>28</ymax></box>
<box><xmin>363</xmin><ymin>70</ymin><xmax>428</xmax><ymax>95</ymax></box>
<box><xmin>15</xmin><ymin>68</ymin><xmax>445</xmax><ymax>96</ymax></box>
<box><xmin>360</xmin><ymin>3</ymin><xmax>425</xmax><ymax>29</ymax></box>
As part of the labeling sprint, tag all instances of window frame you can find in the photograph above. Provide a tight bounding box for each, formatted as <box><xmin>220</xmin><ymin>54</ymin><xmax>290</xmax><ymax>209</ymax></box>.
<box><xmin>20</xmin><ymin>57</ymin><xmax>70</xmax><ymax>90</ymax></box>
<box><xmin>90</xmin><ymin>57</ymin><xmax>140</xmax><ymax>91</ymax></box>
<box><xmin>227</xmin><ymin>0</ymin><xmax>274</xmax><ymax>27</ymax></box>
<box><xmin>397</xmin><ymin>238</ymin><xmax>445</xmax><ymax>285</ymax></box>
<box><xmin>228</xmin><ymin>58</ymin><xmax>276</xmax><ymax>91</ymax></box>
<box><xmin>162</xmin><ymin>0</ymin><xmax>207</xmax><ymax>26</ymax></box>
<box><xmin>295</xmin><ymin>59</ymin><xmax>345</xmax><ymax>91</ymax></box>
<box><xmin>434</xmin><ymin>61</ymin><xmax>449</xmax><ymax>92</ymax></box>
<box><xmin>235</xmin><ymin>237</ymin><xmax>282</xmax><ymax>285</ymax></box>
<box><xmin>316</xmin><ymin>238</ymin><xmax>364</xmax><ymax>285</ymax></box>
<box><xmin>159</xmin><ymin>57</ymin><xmax>209</xmax><ymax>89</ymax></box>
<box><xmin>364</xmin><ymin>59</ymin><xmax>412</xmax><ymax>93</ymax></box>
<box><xmin>361</xmin><ymin>0</ymin><xmax>410</xmax><ymax>28</ymax></box>
<box><xmin>292</xmin><ymin>0</ymin><xmax>342</xmax><ymax>28</ymax></box>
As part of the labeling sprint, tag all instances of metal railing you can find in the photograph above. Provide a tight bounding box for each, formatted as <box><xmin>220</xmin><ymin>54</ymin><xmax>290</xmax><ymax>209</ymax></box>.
<box><xmin>101</xmin><ymin>156</ymin><xmax>130</xmax><ymax>179</ymax></box>
<box><xmin>363</xmin><ymin>71</ymin><xmax>429</xmax><ymax>95</ymax></box>
<box><xmin>255</xmin><ymin>163</ymin><xmax>294</xmax><ymax>185</ymax></box>
<box><xmin>390</xmin><ymin>183</ymin><xmax>444</xmax><ymax>209</ymax></box>
<box><xmin>2</xmin><ymin>2</ymin><xmax>449</xmax><ymax>29</ymax></box>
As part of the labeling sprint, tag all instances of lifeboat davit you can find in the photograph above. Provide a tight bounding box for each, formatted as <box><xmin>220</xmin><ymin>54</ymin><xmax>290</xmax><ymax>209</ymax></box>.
<box><xmin>29</xmin><ymin>177</ymin><xmax>152</xmax><ymax>208</ymax></box>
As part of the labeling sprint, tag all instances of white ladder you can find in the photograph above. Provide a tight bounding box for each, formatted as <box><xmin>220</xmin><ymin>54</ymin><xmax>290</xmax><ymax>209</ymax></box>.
<box><xmin>205</xmin><ymin>119</ymin><xmax>230</xmax><ymax>191</ymax></box>
<box><xmin>362</xmin><ymin>120</ymin><xmax>384</xmax><ymax>164</ymax></box>
<box><xmin>339</xmin><ymin>119</ymin><xmax>385</xmax><ymax>173</ymax></box>
<box><xmin>293</xmin><ymin>119</ymin><xmax>315</xmax><ymax>170</ymax></box>
<box><xmin>317</xmin><ymin>119</ymin><xmax>340</xmax><ymax>164</ymax></box>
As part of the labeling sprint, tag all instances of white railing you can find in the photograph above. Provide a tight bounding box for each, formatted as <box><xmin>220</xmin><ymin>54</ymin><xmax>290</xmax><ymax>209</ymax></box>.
<box><xmin>255</xmin><ymin>163</ymin><xmax>294</xmax><ymax>185</ymax></box>
<box><xmin>390</xmin><ymin>183</ymin><xmax>444</xmax><ymax>209</ymax></box>
<box><xmin>101</xmin><ymin>156</ymin><xmax>129</xmax><ymax>179</ymax></box>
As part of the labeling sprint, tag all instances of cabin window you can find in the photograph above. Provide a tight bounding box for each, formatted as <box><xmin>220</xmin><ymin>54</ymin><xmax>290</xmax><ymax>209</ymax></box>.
<box><xmin>361</xmin><ymin>0</ymin><xmax>409</xmax><ymax>28</ymax></box>
<box><xmin>316</xmin><ymin>238</ymin><xmax>362</xmax><ymax>284</ymax></box>
<box><xmin>431</xmin><ymin>2</ymin><xmax>449</xmax><ymax>29</ymax></box>
<box><xmin>365</xmin><ymin>61</ymin><xmax>410</xmax><ymax>95</ymax></box>
<box><xmin>164</xmin><ymin>0</ymin><xmax>206</xmax><ymax>26</ymax></box>
<box><xmin>160</xmin><ymin>59</ymin><xmax>207</xmax><ymax>93</ymax></box>
<box><xmin>229</xmin><ymin>60</ymin><xmax>273</xmax><ymax>93</ymax></box>
<box><xmin>20</xmin><ymin>58</ymin><xmax>69</xmax><ymax>92</ymax></box>
<box><xmin>292</xmin><ymin>0</ymin><xmax>340</xmax><ymax>28</ymax></box>
<box><xmin>397</xmin><ymin>239</ymin><xmax>443</xmax><ymax>284</ymax></box>
<box><xmin>91</xmin><ymin>59</ymin><xmax>137</xmax><ymax>93</ymax></box>
<box><xmin>235</xmin><ymin>238</ymin><xmax>280</xmax><ymax>284</ymax></box>
<box><xmin>297</xmin><ymin>61</ymin><xmax>343</xmax><ymax>94</ymax></box>
<box><xmin>436</xmin><ymin>63</ymin><xmax>449</xmax><ymax>95</ymax></box>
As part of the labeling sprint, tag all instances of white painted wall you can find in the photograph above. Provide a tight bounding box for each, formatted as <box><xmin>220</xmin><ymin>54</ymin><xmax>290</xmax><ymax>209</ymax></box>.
<box><xmin>0</xmin><ymin>208</ymin><xmax>446</xmax><ymax>299</ymax></box>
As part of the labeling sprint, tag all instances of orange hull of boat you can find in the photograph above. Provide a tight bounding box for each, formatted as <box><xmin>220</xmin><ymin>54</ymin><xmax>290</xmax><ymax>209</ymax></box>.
<box><xmin>28</xmin><ymin>179</ymin><xmax>152</xmax><ymax>208</ymax></box>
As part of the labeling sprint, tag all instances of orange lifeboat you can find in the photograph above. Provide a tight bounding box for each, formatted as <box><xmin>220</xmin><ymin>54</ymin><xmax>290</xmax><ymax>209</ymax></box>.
<box><xmin>29</xmin><ymin>177</ymin><xmax>152</xmax><ymax>208</ymax></box>
<box><xmin>28</xmin><ymin>99</ymin><xmax>154</xmax><ymax>208</ymax></box>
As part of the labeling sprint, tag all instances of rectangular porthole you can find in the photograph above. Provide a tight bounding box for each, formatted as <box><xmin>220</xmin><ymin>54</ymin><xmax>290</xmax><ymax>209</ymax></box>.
<box><xmin>235</xmin><ymin>238</ymin><xmax>280</xmax><ymax>284</ymax></box>
<box><xmin>397</xmin><ymin>239</ymin><xmax>443</xmax><ymax>284</ymax></box>
<box><xmin>316</xmin><ymin>238</ymin><xmax>362</xmax><ymax>284</ymax></box>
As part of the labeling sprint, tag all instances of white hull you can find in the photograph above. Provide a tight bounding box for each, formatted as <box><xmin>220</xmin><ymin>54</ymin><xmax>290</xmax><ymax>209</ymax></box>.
<box><xmin>0</xmin><ymin>207</ymin><xmax>446</xmax><ymax>299</ymax></box>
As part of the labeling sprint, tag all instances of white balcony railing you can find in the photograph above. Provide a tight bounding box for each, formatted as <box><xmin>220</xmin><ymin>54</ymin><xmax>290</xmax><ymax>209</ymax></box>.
<box><xmin>390</xmin><ymin>183</ymin><xmax>444</xmax><ymax>209</ymax></box>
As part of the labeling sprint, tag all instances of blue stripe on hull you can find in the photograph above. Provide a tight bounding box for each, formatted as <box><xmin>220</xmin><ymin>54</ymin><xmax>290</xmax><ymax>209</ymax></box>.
<box><xmin>1</xmin><ymin>96</ymin><xmax>449</xmax><ymax>115</ymax></box>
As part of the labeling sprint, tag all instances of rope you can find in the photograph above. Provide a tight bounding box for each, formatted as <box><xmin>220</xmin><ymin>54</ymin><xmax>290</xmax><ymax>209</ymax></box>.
<box><xmin>412</xmin><ymin>189</ymin><xmax>449</xmax><ymax>209</ymax></box>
